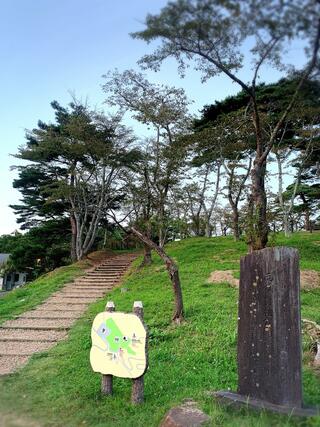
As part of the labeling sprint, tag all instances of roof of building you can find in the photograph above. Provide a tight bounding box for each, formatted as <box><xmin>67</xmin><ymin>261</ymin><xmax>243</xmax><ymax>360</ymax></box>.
<box><xmin>0</xmin><ymin>254</ymin><xmax>11</xmax><ymax>267</ymax></box>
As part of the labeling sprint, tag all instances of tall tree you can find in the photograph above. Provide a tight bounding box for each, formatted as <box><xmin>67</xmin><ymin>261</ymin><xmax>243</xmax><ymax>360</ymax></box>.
<box><xmin>104</xmin><ymin>70</ymin><xmax>190</xmax><ymax>322</ymax></box>
<box><xmin>132</xmin><ymin>0</ymin><xmax>320</xmax><ymax>250</ymax></box>
<box><xmin>13</xmin><ymin>101</ymin><xmax>135</xmax><ymax>260</ymax></box>
<box><xmin>191</xmin><ymin>77</ymin><xmax>320</xmax><ymax>238</ymax></box>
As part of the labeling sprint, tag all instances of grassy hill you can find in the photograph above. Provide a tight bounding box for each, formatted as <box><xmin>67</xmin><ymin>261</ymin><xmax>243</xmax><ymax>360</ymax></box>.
<box><xmin>0</xmin><ymin>234</ymin><xmax>319</xmax><ymax>427</ymax></box>
<box><xmin>0</xmin><ymin>259</ymin><xmax>91</xmax><ymax>326</ymax></box>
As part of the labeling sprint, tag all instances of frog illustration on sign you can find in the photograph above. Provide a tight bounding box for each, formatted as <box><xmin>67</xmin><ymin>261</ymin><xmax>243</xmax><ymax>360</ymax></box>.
<box><xmin>90</xmin><ymin>312</ymin><xmax>147</xmax><ymax>379</ymax></box>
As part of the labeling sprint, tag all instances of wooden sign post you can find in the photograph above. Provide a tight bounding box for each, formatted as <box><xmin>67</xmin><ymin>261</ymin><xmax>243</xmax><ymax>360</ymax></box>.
<box><xmin>131</xmin><ymin>301</ymin><xmax>145</xmax><ymax>404</ymax></box>
<box><xmin>215</xmin><ymin>247</ymin><xmax>319</xmax><ymax>416</ymax></box>
<box><xmin>90</xmin><ymin>300</ymin><xmax>148</xmax><ymax>404</ymax></box>
<box><xmin>101</xmin><ymin>301</ymin><xmax>115</xmax><ymax>395</ymax></box>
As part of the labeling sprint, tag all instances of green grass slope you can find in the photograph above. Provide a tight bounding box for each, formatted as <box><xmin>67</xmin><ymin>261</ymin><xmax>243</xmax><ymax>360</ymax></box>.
<box><xmin>0</xmin><ymin>233</ymin><xmax>320</xmax><ymax>427</ymax></box>
<box><xmin>0</xmin><ymin>259</ymin><xmax>91</xmax><ymax>326</ymax></box>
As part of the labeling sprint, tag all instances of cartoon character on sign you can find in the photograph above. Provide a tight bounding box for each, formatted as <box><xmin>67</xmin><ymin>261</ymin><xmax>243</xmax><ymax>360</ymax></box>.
<box><xmin>90</xmin><ymin>312</ymin><xmax>147</xmax><ymax>379</ymax></box>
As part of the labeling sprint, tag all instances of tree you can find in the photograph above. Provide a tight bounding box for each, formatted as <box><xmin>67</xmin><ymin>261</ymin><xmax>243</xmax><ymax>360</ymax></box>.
<box><xmin>10</xmin><ymin>166</ymin><xmax>67</xmax><ymax>229</ymax></box>
<box><xmin>0</xmin><ymin>220</ymin><xmax>71</xmax><ymax>278</ymax></box>
<box><xmin>13</xmin><ymin>101</ymin><xmax>136</xmax><ymax>260</ymax></box>
<box><xmin>132</xmin><ymin>0</ymin><xmax>320</xmax><ymax>250</ymax></box>
<box><xmin>191</xmin><ymin>77</ymin><xmax>320</xmax><ymax>238</ymax></box>
<box><xmin>103</xmin><ymin>69</ymin><xmax>190</xmax><ymax>245</ymax></box>
<box><xmin>103</xmin><ymin>70</ymin><xmax>190</xmax><ymax>322</ymax></box>
<box><xmin>284</xmin><ymin>183</ymin><xmax>320</xmax><ymax>232</ymax></box>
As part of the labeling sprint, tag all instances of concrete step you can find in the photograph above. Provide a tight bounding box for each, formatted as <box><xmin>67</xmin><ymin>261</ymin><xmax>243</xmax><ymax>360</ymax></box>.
<box><xmin>0</xmin><ymin>340</ymin><xmax>56</xmax><ymax>356</ymax></box>
<box><xmin>3</xmin><ymin>318</ymin><xmax>75</xmax><ymax>330</ymax></box>
<box><xmin>0</xmin><ymin>355</ymin><xmax>29</xmax><ymax>375</ymax></box>
<box><xmin>58</xmin><ymin>292</ymin><xmax>106</xmax><ymax>298</ymax></box>
<box><xmin>98</xmin><ymin>262</ymin><xmax>132</xmax><ymax>266</ymax></box>
<box><xmin>56</xmin><ymin>290</ymin><xmax>106</xmax><ymax>296</ymax></box>
<box><xmin>48</xmin><ymin>297</ymin><xmax>98</xmax><ymax>304</ymax></box>
<box><xmin>19</xmin><ymin>310</ymin><xmax>82</xmax><ymax>319</ymax></box>
<box><xmin>0</xmin><ymin>328</ymin><xmax>67</xmax><ymax>342</ymax></box>
<box><xmin>37</xmin><ymin>303</ymin><xmax>87</xmax><ymax>311</ymax></box>
<box><xmin>83</xmin><ymin>277</ymin><xmax>120</xmax><ymax>280</ymax></box>
<box><xmin>69</xmin><ymin>285</ymin><xmax>113</xmax><ymax>289</ymax></box>
<box><xmin>85</xmin><ymin>273</ymin><xmax>121</xmax><ymax>277</ymax></box>
<box><xmin>75</xmin><ymin>281</ymin><xmax>117</xmax><ymax>285</ymax></box>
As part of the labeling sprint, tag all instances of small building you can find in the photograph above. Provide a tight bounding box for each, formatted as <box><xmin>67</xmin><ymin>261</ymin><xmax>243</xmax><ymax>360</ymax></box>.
<box><xmin>0</xmin><ymin>254</ymin><xmax>27</xmax><ymax>291</ymax></box>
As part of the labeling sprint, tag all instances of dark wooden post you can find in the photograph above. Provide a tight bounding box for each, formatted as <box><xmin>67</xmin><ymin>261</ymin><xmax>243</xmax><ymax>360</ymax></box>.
<box><xmin>131</xmin><ymin>301</ymin><xmax>145</xmax><ymax>404</ymax></box>
<box><xmin>101</xmin><ymin>301</ymin><xmax>115</xmax><ymax>395</ymax></box>
<box><xmin>238</xmin><ymin>247</ymin><xmax>302</xmax><ymax>406</ymax></box>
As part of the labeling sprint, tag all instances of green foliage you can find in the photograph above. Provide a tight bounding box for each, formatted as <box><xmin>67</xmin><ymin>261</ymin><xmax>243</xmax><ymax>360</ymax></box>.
<box><xmin>0</xmin><ymin>220</ymin><xmax>71</xmax><ymax>278</ymax></box>
<box><xmin>0</xmin><ymin>235</ymin><xmax>319</xmax><ymax>426</ymax></box>
<box><xmin>191</xmin><ymin>77</ymin><xmax>320</xmax><ymax>166</ymax></box>
<box><xmin>132</xmin><ymin>0</ymin><xmax>319</xmax><ymax>81</ymax></box>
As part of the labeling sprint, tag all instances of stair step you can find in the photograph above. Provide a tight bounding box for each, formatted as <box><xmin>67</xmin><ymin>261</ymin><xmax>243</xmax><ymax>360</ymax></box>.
<box><xmin>85</xmin><ymin>274</ymin><xmax>120</xmax><ymax>277</ymax></box>
<box><xmin>19</xmin><ymin>310</ymin><xmax>82</xmax><ymax>319</ymax></box>
<box><xmin>0</xmin><ymin>340</ymin><xmax>56</xmax><ymax>356</ymax></box>
<box><xmin>3</xmin><ymin>318</ymin><xmax>74</xmax><ymax>330</ymax></box>
<box><xmin>38</xmin><ymin>303</ymin><xmax>87</xmax><ymax>311</ymax></box>
<box><xmin>0</xmin><ymin>355</ymin><xmax>29</xmax><ymax>375</ymax></box>
<box><xmin>58</xmin><ymin>293</ymin><xmax>106</xmax><ymax>298</ymax></box>
<box><xmin>57</xmin><ymin>290</ymin><xmax>106</xmax><ymax>296</ymax></box>
<box><xmin>0</xmin><ymin>329</ymin><xmax>67</xmax><ymax>342</ymax></box>
<box><xmin>49</xmin><ymin>297</ymin><xmax>98</xmax><ymax>303</ymax></box>
<box><xmin>70</xmin><ymin>285</ymin><xmax>113</xmax><ymax>289</ymax></box>
<box><xmin>76</xmin><ymin>278</ymin><xmax>117</xmax><ymax>281</ymax></box>
<box><xmin>75</xmin><ymin>281</ymin><xmax>117</xmax><ymax>285</ymax></box>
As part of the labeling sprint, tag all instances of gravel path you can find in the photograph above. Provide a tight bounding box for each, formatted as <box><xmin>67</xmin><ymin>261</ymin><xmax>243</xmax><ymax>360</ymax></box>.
<box><xmin>0</xmin><ymin>253</ymin><xmax>137</xmax><ymax>374</ymax></box>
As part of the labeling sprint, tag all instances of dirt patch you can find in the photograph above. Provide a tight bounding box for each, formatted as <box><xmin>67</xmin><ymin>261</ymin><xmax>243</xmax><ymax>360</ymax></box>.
<box><xmin>208</xmin><ymin>270</ymin><xmax>239</xmax><ymax>287</ymax></box>
<box><xmin>208</xmin><ymin>269</ymin><xmax>319</xmax><ymax>290</ymax></box>
<box><xmin>85</xmin><ymin>250</ymin><xmax>115</xmax><ymax>265</ymax></box>
<box><xmin>0</xmin><ymin>413</ymin><xmax>41</xmax><ymax>427</ymax></box>
<box><xmin>301</xmin><ymin>270</ymin><xmax>320</xmax><ymax>290</ymax></box>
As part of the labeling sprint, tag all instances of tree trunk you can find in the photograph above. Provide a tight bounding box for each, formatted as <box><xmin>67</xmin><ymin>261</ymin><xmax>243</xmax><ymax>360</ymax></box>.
<box><xmin>140</xmin><ymin>244</ymin><xmax>152</xmax><ymax>267</ymax></box>
<box><xmin>70</xmin><ymin>215</ymin><xmax>77</xmax><ymax>262</ymax></box>
<box><xmin>248</xmin><ymin>161</ymin><xmax>268</xmax><ymax>251</ymax></box>
<box><xmin>131</xmin><ymin>227</ymin><xmax>184</xmax><ymax>323</ymax></box>
<box><xmin>232</xmin><ymin>207</ymin><xmax>240</xmax><ymax>241</ymax></box>
<box><xmin>204</xmin><ymin>214</ymin><xmax>211</xmax><ymax>237</ymax></box>
<box><xmin>283</xmin><ymin>215</ymin><xmax>291</xmax><ymax>238</ymax></box>
<box><xmin>305</xmin><ymin>210</ymin><xmax>311</xmax><ymax>232</ymax></box>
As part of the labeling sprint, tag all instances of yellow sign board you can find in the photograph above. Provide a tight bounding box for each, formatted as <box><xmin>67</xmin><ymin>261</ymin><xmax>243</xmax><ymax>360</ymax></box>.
<box><xmin>90</xmin><ymin>312</ymin><xmax>147</xmax><ymax>379</ymax></box>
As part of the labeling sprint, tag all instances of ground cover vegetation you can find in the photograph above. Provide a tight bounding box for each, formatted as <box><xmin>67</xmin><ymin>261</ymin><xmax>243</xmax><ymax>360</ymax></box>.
<box><xmin>0</xmin><ymin>257</ymin><xmax>91</xmax><ymax>326</ymax></box>
<box><xmin>0</xmin><ymin>235</ymin><xmax>319</xmax><ymax>426</ymax></box>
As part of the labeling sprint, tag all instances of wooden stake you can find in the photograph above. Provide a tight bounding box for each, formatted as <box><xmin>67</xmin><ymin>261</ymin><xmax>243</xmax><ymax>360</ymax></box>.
<box><xmin>101</xmin><ymin>301</ymin><xmax>115</xmax><ymax>395</ymax></box>
<box><xmin>131</xmin><ymin>301</ymin><xmax>145</xmax><ymax>404</ymax></box>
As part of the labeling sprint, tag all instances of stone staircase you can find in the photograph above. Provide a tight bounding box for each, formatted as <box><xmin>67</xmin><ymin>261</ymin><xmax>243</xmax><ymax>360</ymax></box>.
<box><xmin>0</xmin><ymin>253</ymin><xmax>137</xmax><ymax>375</ymax></box>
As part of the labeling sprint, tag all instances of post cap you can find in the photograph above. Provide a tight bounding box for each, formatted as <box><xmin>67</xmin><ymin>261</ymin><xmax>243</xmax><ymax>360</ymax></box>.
<box><xmin>133</xmin><ymin>301</ymin><xmax>143</xmax><ymax>308</ymax></box>
<box><xmin>106</xmin><ymin>301</ymin><xmax>115</xmax><ymax>309</ymax></box>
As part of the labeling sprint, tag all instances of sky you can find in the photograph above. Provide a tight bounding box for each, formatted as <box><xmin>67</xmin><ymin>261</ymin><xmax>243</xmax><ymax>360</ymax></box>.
<box><xmin>0</xmin><ymin>0</ymin><xmax>307</xmax><ymax>235</ymax></box>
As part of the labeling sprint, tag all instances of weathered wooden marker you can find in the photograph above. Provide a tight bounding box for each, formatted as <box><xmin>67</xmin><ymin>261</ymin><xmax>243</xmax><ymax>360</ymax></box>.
<box><xmin>90</xmin><ymin>300</ymin><xmax>148</xmax><ymax>404</ymax></box>
<box><xmin>215</xmin><ymin>247</ymin><xmax>319</xmax><ymax>416</ymax></box>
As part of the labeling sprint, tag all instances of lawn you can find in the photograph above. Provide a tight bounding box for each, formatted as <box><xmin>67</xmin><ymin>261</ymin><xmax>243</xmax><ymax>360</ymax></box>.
<box><xmin>0</xmin><ymin>233</ymin><xmax>319</xmax><ymax>427</ymax></box>
<box><xmin>0</xmin><ymin>259</ymin><xmax>91</xmax><ymax>326</ymax></box>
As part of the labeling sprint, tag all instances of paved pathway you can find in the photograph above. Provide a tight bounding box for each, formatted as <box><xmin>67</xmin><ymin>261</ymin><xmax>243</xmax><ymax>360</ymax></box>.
<box><xmin>0</xmin><ymin>253</ymin><xmax>137</xmax><ymax>375</ymax></box>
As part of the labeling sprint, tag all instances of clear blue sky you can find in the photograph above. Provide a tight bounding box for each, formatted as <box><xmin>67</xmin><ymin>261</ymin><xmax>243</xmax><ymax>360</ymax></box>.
<box><xmin>0</xmin><ymin>0</ymin><xmax>306</xmax><ymax>235</ymax></box>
